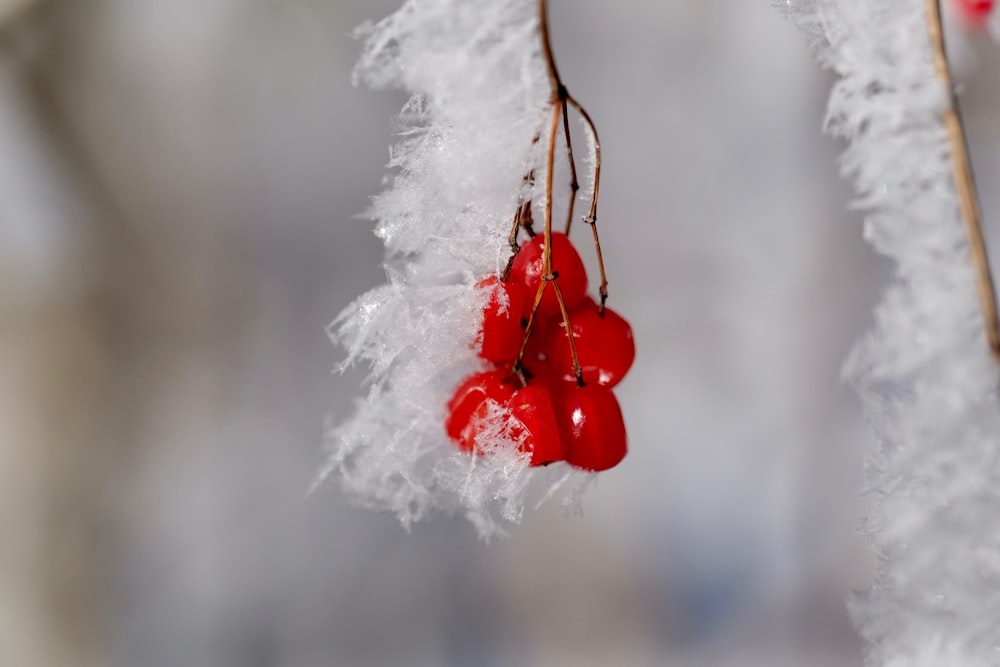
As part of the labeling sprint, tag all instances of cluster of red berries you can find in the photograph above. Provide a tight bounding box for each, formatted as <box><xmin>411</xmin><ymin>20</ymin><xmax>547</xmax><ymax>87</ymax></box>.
<box><xmin>954</xmin><ymin>0</ymin><xmax>995</xmax><ymax>27</ymax></box>
<box><xmin>445</xmin><ymin>231</ymin><xmax>635</xmax><ymax>472</ymax></box>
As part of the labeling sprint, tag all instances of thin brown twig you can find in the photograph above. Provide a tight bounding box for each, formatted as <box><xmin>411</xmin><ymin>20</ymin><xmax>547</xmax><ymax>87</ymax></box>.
<box><xmin>542</xmin><ymin>99</ymin><xmax>585</xmax><ymax>386</ymax></box>
<box><xmin>501</xmin><ymin>202</ymin><xmax>524</xmax><ymax>282</ymax></box>
<box><xmin>501</xmin><ymin>167</ymin><xmax>537</xmax><ymax>281</ymax></box>
<box><xmin>516</xmin><ymin>279</ymin><xmax>548</xmax><ymax>373</ymax></box>
<box><xmin>538</xmin><ymin>0</ymin><xmax>561</xmax><ymax>94</ymax></box>
<box><xmin>516</xmin><ymin>100</ymin><xmax>584</xmax><ymax>386</ymax></box>
<box><xmin>926</xmin><ymin>0</ymin><xmax>1000</xmax><ymax>363</ymax></box>
<box><xmin>566</xmin><ymin>98</ymin><xmax>602</xmax><ymax>231</ymax></box>
<box><xmin>542</xmin><ymin>102</ymin><xmax>561</xmax><ymax>278</ymax></box>
<box><xmin>561</xmin><ymin>102</ymin><xmax>580</xmax><ymax>236</ymax></box>
<box><xmin>514</xmin><ymin>0</ymin><xmax>603</xmax><ymax>385</ymax></box>
<box><xmin>566</xmin><ymin>95</ymin><xmax>608</xmax><ymax>311</ymax></box>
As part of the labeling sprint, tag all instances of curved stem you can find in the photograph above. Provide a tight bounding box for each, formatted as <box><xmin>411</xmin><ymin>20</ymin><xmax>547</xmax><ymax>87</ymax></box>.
<box><xmin>926</xmin><ymin>0</ymin><xmax>1000</xmax><ymax>363</ymax></box>
<box><xmin>561</xmin><ymin>102</ymin><xmax>580</xmax><ymax>236</ymax></box>
<box><xmin>543</xmin><ymin>103</ymin><xmax>561</xmax><ymax>278</ymax></box>
<box><xmin>566</xmin><ymin>96</ymin><xmax>602</xmax><ymax>227</ymax></box>
<box><xmin>566</xmin><ymin>95</ymin><xmax>608</xmax><ymax>311</ymax></box>
<box><xmin>538</xmin><ymin>0</ymin><xmax>561</xmax><ymax>96</ymax></box>
<box><xmin>514</xmin><ymin>0</ymin><xmax>597</xmax><ymax>385</ymax></box>
<box><xmin>543</xmin><ymin>101</ymin><xmax>584</xmax><ymax>385</ymax></box>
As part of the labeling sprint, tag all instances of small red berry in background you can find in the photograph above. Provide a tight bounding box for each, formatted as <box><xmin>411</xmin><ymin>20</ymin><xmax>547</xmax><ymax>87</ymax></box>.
<box><xmin>546</xmin><ymin>297</ymin><xmax>635</xmax><ymax>388</ymax></box>
<box><xmin>953</xmin><ymin>0</ymin><xmax>995</xmax><ymax>28</ymax></box>
<box><xmin>476</xmin><ymin>277</ymin><xmax>529</xmax><ymax>363</ymax></box>
<box><xmin>509</xmin><ymin>232</ymin><xmax>588</xmax><ymax>316</ymax></box>
<box><xmin>553</xmin><ymin>384</ymin><xmax>627</xmax><ymax>472</ymax></box>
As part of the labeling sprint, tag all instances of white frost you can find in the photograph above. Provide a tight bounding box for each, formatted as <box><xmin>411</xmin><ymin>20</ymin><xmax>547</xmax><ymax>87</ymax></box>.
<box><xmin>321</xmin><ymin>0</ymin><xmax>589</xmax><ymax>539</ymax></box>
<box><xmin>777</xmin><ymin>1</ymin><xmax>1000</xmax><ymax>665</ymax></box>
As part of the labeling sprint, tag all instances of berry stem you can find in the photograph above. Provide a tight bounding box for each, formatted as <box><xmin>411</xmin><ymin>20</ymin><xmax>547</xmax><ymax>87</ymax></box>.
<box><xmin>501</xmin><ymin>207</ymin><xmax>522</xmax><ymax>282</ymax></box>
<box><xmin>926</xmin><ymin>0</ymin><xmax>1000</xmax><ymax>363</ymax></box>
<box><xmin>515</xmin><ymin>279</ymin><xmax>548</xmax><ymax>375</ymax></box>
<box><xmin>536</xmin><ymin>0</ymin><xmax>609</xmax><ymax>313</ymax></box>
<box><xmin>511</xmin><ymin>0</ymin><xmax>598</xmax><ymax>385</ymax></box>
<box><xmin>538</xmin><ymin>0</ymin><xmax>561</xmax><ymax>93</ymax></box>
<box><xmin>566</xmin><ymin>96</ymin><xmax>609</xmax><ymax>313</ymax></box>
<box><xmin>552</xmin><ymin>280</ymin><xmax>586</xmax><ymax>386</ymax></box>
<box><xmin>566</xmin><ymin>97</ymin><xmax>602</xmax><ymax>234</ymax></box>
<box><xmin>537</xmin><ymin>0</ymin><xmax>587</xmax><ymax>379</ymax></box>
<box><xmin>502</xmin><ymin>134</ymin><xmax>541</xmax><ymax>281</ymax></box>
<box><xmin>560</xmin><ymin>100</ymin><xmax>580</xmax><ymax>237</ymax></box>
<box><xmin>543</xmin><ymin>101</ymin><xmax>561</xmax><ymax>278</ymax></box>
<box><xmin>512</xmin><ymin>101</ymin><xmax>565</xmax><ymax>377</ymax></box>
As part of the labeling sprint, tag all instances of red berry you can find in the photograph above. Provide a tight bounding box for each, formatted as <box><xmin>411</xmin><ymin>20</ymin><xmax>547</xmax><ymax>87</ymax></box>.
<box><xmin>519</xmin><ymin>313</ymin><xmax>558</xmax><ymax>380</ymax></box>
<box><xmin>553</xmin><ymin>385</ymin><xmax>627</xmax><ymax>472</ymax></box>
<box><xmin>954</xmin><ymin>0</ymin><xmax>994</xmax><ymax>26</ymax></box>
<box><xmin>476</xmin><ymin>277</ymin><xmax>529</xmax><ymax>363</ymax></box>
<box><xmin>509</xmin><ymin>232</ymin><xmax>588</xmax><ymax>317</ymax></box>
<box><xmin>445</xmin><ymin>374</ymin><xmax>564</xmax><ymax>465</ymax></box>
<box><xmin>445</xmin><ymin>371</ymin><xmax>516</xmax><ymax>450</ymax></box>
<box><xmin>507</xmin><ymin>386</ymin><xmax>565</xmax><ymax>466</ymax></box>
<box><xmin>547</xmin><ymin>298</ymin><xmax>635</xmax><ymax>387</ymax></box>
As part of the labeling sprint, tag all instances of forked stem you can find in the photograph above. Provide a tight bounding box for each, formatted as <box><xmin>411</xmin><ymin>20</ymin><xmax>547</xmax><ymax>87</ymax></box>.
<box><xmin>926</xmin><ymin>0</ymin><xmax>1000</xmax><ymax>363</ymax></box>
<box><xmin>538</xmin><ymin>0</ymin><xmax>561</xmax><ymax>92</ymax></box>
<box><xmin>513</xmin><ymin>0</ymin><xmax>606</xmax><ymax>384</ymax></box>
<box><xmin>515</xmin><ymin>100</ymin><xmax>585</xmax><ymax>386</ymax></box>
<box><xmin>542</xmin><ymin>100</ymin><xmax>585</xmax><ymax>386</ymax></box>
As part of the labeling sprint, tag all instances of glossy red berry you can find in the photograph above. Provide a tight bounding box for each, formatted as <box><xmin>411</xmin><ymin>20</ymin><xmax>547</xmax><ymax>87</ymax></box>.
<box><xmin>553</xmin><ymin>385</ymin><xmax>627</xmax><ymax>472</ymax></box>
<box><xmin>476</xmin><ymin>277</ymin><xmax>529</xmax><ymax>363</ymax></box>
<box><xmin>518</xmin><ymin>313</ymin><xmax>557</xmax><ymax>380</ymax></box>
<box><xmin>509</xmin><ymin>232</ymin><xmax>588</xmax><ymax>317</ymax></box>
<box><xmin>445</xmin><ymin>371</ymin><xmax>516</xmax><ymax>451</ymax></box>
<box><xmin>547</xmin><ymin>298</ymin><xmax>635</xmax><ymax>387</ymax></box>
<box><xmin>507</xmin><ymin>386</ymin><xmax>565</xmax><ymax>466</ymax></box>
<box><xmin>954</xmin><ymin>0</ymin><xmax>995</xmax><ymax>26</ymax></box>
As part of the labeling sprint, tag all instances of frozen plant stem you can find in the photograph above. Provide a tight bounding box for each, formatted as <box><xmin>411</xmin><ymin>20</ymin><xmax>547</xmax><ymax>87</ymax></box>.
<box><xmin>328</xmin><ymin>0</ymin><xmax>602</xmax><ymax>538</ymax></box>
<box><xmin>514</xmin><ymin>0</ymin><xmax>614</xmax><ymax>388</ymax></box>
<box><xmin>535</xmin><ymin>0</ymin><xmax>607</xmax><ymax>311</ymax></box>
<box><xmin>926</xmin><ymin>0</ymin><xmax>1000</xmax><ymax>363</ymax></box>
<box><xmin>560</xmin><ymin>101</ymin><xmax>580</xmax><ymax>235</ymax></box>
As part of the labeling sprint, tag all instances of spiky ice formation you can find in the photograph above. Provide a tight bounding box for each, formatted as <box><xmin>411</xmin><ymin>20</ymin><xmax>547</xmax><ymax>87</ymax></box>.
<box><xmin>320</xmin><ymin>0</ymin><xmax>587</xmax><ymax>539</ymax></box>
<box><xmin>777</xmin><ymin>0</ymin><xmax>1000</xmax><ymax>664</ymax></box>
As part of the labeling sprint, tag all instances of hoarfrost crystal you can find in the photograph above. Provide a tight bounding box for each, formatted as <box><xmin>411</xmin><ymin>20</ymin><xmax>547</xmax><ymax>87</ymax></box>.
<box><xmin>777</xmin><ymin>0</ymin><xmax>1000</xmax><ymax>664</ymax></box>
<box><xmin>321</xmin><ymin>0</ymin><xmax>587</xmax><ymax>539</ymax></box>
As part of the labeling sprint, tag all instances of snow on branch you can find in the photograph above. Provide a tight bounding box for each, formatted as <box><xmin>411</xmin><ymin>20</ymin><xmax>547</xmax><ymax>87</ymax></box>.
<box><xmin>777</xmin><ymin>0</ymin><xmax>1000</xmax><ymax>664</ymax></box>
<box><xmin>320</xmin><ymin>0</ymin><xmax>589</xmax><ymax>539</ymax></box>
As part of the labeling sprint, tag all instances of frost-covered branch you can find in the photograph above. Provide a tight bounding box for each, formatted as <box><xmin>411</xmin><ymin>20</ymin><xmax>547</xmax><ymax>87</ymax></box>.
<box><xmin>320</xmin><ymin>0</ymin><xmax>596</xmax><ymax>539</ymax></box>
<box><xmin>777</xmin><ymin>0</ymin><xmax>1000</xmax><ymax>664</ymax></box>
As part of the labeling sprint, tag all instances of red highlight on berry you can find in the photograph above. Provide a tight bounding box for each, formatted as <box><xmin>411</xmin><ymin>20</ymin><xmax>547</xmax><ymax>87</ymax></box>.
<box><xmin>554</xmin><ymin>384</ymin><xmax>627</xmax><ymax>472</ymax></box>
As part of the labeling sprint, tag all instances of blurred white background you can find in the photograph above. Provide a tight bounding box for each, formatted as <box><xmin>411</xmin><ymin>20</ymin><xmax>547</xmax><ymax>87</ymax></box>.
<box><xmin>1</xmin><ymin>1</ymin><xmax>998</xmax><ymax>666</ymax></box>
